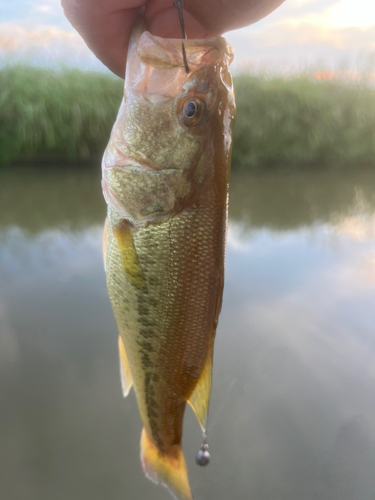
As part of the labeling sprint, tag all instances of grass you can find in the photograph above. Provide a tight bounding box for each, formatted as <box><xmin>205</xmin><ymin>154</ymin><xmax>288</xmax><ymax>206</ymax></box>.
<box><xmin>1</xmin><ymin>65</ymin><xmax>375</xmax><ymax>169</ymax></box>
<box><xmin>0</xmin><ymin>66</ymin><xmax>123</xmax><ymax>165</ymax></box>
<box><xmin>232</xmin><ymin>74</ymin><xmax>375</xmax><ymax>169</ymax></box>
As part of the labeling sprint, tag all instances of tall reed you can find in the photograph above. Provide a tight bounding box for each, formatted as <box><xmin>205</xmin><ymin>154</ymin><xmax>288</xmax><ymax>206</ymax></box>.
<box><xmin>232</xmin><ymin>74</ymin><xmax>375</xmax><ymax>169</ymax></box>
<box><xmin>1</xmin><ymin>66</ymin><xmax>375</xmax><ymax>168</ymax></box>
<box><xmin>0</xmin><ymin>66</ymin><xmax>122</xmax><ymax>164</ymax></box>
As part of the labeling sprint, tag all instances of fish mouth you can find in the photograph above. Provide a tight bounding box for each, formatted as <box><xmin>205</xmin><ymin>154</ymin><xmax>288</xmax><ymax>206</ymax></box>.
<box><xmin>137</xmin><ymin>30</ymin><xmax>234</xmax><ymax>71</ymax></box>
<box><xmin>103</xmin><ymin>144</ymin><xmax>160</xmax><ymax>173</ymax></box>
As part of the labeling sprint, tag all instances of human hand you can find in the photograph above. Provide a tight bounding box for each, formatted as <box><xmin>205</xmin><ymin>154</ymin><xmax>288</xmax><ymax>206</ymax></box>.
<box><xmin>62</xmin><ymin>0</ymin><xmax>285</xmax><ymax>78</ymax></box>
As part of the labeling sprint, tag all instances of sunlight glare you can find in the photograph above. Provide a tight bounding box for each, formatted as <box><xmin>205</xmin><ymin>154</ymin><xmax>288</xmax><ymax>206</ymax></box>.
<box><xmin>327</xmin><ymin>0</ymin><xmax>375</xmax><ymax>28</ymax></box>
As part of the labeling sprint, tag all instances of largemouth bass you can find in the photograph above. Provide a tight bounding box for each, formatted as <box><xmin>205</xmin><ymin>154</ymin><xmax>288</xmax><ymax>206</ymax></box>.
<box><xmin>102</xmin><ymin>20</ymin><xmax>235</xmax><ymax>500</ymax></box>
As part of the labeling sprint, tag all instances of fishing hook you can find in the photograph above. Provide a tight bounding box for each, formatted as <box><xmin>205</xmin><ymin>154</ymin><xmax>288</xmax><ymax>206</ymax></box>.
<box><xmin>173</xmin><ymin>0</ymin><xmax>190</xmax><ymax>73</ymax></box>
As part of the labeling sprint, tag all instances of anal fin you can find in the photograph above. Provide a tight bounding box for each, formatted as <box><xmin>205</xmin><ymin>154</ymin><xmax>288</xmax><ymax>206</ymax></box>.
<box><xmin>118</xmin><ymin>335</ymin><xmax>133</xmax><ymax>397</ymax></box>
<box><xmin>188</xmin><ymin>272</ymin><xmax>223</xmax><ymax>430</ymax></box>
<box><xmin>187</xmin><ymin>343</ymin><xmax>213</xmax><ymax>431</ymax></box>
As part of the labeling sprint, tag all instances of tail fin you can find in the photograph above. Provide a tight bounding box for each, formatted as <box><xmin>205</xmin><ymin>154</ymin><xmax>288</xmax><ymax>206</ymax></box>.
<box><xmin>140</xmin><ymin>428</ymin><xmax>193</xmax><ymax>500</ymax></box>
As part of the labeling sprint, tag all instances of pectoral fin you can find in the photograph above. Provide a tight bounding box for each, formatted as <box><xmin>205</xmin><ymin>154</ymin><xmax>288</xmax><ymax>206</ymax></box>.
<box><xmin>118</xmin><ymin>335</ymin><xmax>133</xmax><ymax>397</ymax></box>
<box><xmin>113</xmin><ymin>220</ymin><xmax>144</xmax><ymax>289</ymax></box>
<box><xmin>187</xmin><ymin>345</ymin><xmax>213</xmax><ymax>431</ymax></box>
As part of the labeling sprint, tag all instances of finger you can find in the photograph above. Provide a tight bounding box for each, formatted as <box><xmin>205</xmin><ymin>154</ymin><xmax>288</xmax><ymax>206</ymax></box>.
<box><xmin>62</xmin><ymin>0</ymin><xmax>286</xmax><ymax>78</ymax></box>
<box><xmin>61</xmin><ymin>0</ymin><xmax>143</xmax><ymax>77</ymax></box>
<box><xmin>145</xmin><ymin>1</ymin><xmax>208</xmax><ymax>39</ymax></box>
<box><xmin>147</xmin><ymin>0</ymin><xmax>286</xmax><ymax>37</ymax></box>
<box><xmin>61</xmin><ymin>0</ymin><xmax>207</xmax><ymax>77</ymax></box>
<box><xmin>186</xmin><ymin>0</ymin><xmax>286</xmax><ymax>34</ymax></box>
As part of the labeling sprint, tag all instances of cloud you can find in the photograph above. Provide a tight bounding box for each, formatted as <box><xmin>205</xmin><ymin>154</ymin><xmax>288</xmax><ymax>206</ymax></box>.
<box><xmin>325</xmin><ymin>0</ymin><xmax>375</xmax><ymax>28</ymax></box>
<box><xmin>0</xmin><ymin>22</ymin><xmax>104</xmax><ymax>70</ymax></box>
<box><xmin>223</xmin><ymin>0</ymin><xmax>375</xmax><ymax>72</ymax></box>
<box><xmin>31</xmin><ymin>0</ymin><xmax>68</xmax><ymax>21</ymax></box>
<box><xmin>0</xmin><ymin>0</ymin><xmax>71</xmax><ymax>28</ymax></box>
<box><xmin>257</xmin><ymin>0</ymin><xmax>375</xmax><ymax>29</ymax></box>
<box><xmin>226</xmin><ymin>17</ymin><xmax>375</xmax><ymax>73</ymax></box>
<box><xmin>261</xmin><ymin>21</ymin><xmax>375</xmax><ymax>50</ymax></box>
<box><xmin>331</xmin><ymin>214</ymin><xmax>375</xmax><ymax>242</ymax></box>
<box><xmin>0</xmin><ymin>23</ymin><xmax>80</xmax><ymax>52</ymax></box>
<box><xmin>36</xmin><ymin>4</ymin><xmax>55</xmax><ymax>14</ymax></box>
<box><xmin>1</xmin><ymin>0</ymin><xmax>374</xmax><ymax>73</ymax></box>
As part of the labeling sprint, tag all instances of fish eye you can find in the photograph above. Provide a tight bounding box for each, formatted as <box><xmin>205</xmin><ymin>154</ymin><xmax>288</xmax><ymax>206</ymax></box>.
<box><xmin>182</xmin><ymin>98</ymin><xmax>205</xmax><ymax>127</ymax></box>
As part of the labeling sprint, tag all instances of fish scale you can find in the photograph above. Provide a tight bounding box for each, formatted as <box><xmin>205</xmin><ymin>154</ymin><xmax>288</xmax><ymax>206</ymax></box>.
<box><xmin>107</xmin><ymin>204</ymin><xmax>224</xmax><ymax>439</ymax></box>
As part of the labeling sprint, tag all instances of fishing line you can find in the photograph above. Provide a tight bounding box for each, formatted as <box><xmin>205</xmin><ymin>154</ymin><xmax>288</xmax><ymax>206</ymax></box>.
<box><xmin>195</xmin><ymin>378</ymin><xmax>238</xmax><ymax>467</ymax></box>
<box><xmin>208</xmin><ymin>378</ymin><xmax>238</xmax><ymax>435</ymax></box>
<box><xmin>173</xmin><ymin>0</ymin><xmax>190</xmax><ymax>73</ymax></box>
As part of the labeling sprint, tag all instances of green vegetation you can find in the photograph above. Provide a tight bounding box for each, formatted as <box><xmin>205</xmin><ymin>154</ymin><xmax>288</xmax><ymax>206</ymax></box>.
<box><xmin>0</xmin><ymin>66</ymin><xmax>123</xmax><ymax>165</ymax></box>
<box><xmin>1</xmin><ymin>65</ymin><xmax>375</xmax><ymax>168</ymax></box>
<box><xmin>233</xmin><ymin>74</ymin><xmax>375</xmax><ymax>169</ymax></box>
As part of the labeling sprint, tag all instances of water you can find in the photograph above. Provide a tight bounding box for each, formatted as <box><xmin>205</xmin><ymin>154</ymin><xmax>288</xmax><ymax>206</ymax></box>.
<box><xmin>1</xmin><ymin>165</ymin><xmax>375</xmax><ymax>500</ymax></box>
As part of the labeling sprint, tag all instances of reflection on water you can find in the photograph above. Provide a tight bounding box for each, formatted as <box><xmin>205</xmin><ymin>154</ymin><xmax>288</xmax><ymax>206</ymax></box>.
<box><xmin>229</xmin><ymin>168</ymin><xmax>375</xmax><ymax>232</ymax></box>
<box><xmin>1</xmin><ymin>166</ymin><xmax>375</xmax><ymax>500</ymax></box>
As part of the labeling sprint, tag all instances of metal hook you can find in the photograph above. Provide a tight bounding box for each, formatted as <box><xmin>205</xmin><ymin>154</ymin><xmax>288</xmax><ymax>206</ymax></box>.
<box><xmin>173</xmin><ymin>0</ymin><xmax>190</xmax><ymax>73</ymax></box>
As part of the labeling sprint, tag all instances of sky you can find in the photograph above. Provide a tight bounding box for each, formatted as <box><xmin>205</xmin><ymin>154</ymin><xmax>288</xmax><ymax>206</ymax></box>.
<box><xmin>0</xmin><ymin>0</ymin><xmax>375</xmax><ymax>73</ymax></box>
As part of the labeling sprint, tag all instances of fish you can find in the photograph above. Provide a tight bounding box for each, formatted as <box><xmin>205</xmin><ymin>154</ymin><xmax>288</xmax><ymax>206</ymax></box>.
<box><xmin>101</xmin><ymin>19</ymin><xmax>235</xmax><ymax>500</ymax></box>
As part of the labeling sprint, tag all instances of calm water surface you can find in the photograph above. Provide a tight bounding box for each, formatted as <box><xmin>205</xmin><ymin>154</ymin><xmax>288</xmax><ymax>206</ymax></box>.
<box><xmin>1</xmin><ymin>166</ymin><xmax>375</xmax><ymax>500</ymax></box>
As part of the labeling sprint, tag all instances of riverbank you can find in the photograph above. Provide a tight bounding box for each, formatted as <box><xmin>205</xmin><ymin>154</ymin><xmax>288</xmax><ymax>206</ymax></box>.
<box><xmin>1</xmin><ymin>65</ymin><xmax>375</xmax><ymax>169</ymax></box>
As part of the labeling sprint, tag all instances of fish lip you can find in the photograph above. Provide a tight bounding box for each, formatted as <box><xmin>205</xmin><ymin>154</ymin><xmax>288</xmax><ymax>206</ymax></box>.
<box><xmin>103</xmin><ymin>144</ymin><xmax>161</xmax><ymax>172</ymax></box>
